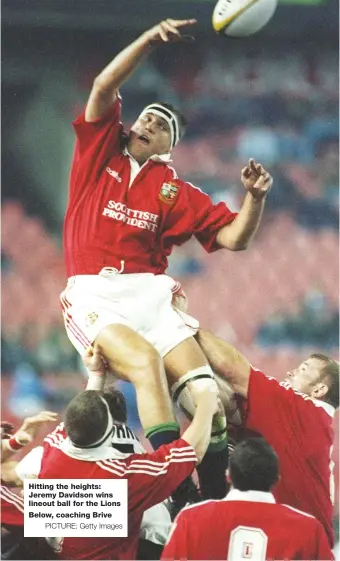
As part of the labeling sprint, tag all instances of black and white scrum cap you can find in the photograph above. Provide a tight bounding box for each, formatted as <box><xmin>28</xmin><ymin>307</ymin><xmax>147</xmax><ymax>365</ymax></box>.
<box><xmin>139</xmin><ymin>103</ymin><xmax>181</xmax><ymax>149</ymax></box>
<box><xmin>73</xmin><ymin>397</ymin><xmax>114</xmax><ymax>449</ymax></box>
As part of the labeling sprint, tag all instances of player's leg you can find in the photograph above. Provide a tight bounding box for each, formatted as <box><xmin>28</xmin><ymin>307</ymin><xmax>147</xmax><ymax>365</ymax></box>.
<box><xmin>164</xmin><ymin>337</ymin><xmax>229</xmax><ymax>502</ymax></box>
<box><xmin>95</xmin><ymin>324</ymin><xmax>180</xmax><ymax>449</ymax></box>
<box><xmin>61</xmin><ymin>279</ymin><xmax>180</xmax><ymax>450</ymax></box>
<box><xmin>96</xmin><ymin>324</ymin><xmax>202</xmax><ymax>517</ymax></box>
<box><xmin>170</xmin><ymin>288</ymin><xmax>247</xmax><ymax>422</ymax></box>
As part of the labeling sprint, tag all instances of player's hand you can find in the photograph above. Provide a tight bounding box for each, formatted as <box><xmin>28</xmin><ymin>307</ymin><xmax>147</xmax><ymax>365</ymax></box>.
<box><xmin>241</xmin><ymin>159</ymin><xmax>273</xmax><ymax>200</ymax></box>
<box><xmin>187</xmin><ymin>378</ymin><xmax>219</xmax><ymax>414</ymax></box>
<box><xmin>1</xmin><ymin>421</ymin><xmax>14</xmax><ymax>439</ymax></box>
<box><xmin>16</xmin><ymin>411</ymin><xmax>59</xmax><ymax>444</ymax></box>
<box><xmin>144</xmin><ymin>19</ymin><xmax>197</xmax><ymax>47</ymax></box>
<box><xmin>83</xmin><ymin>345</ymin><xmax>108</xmax><ymax>375</ymax></box>
<box><xmin>171</xmin><ymin>283</ymin><xmax>189</xmax><ymax>313</ymax></box>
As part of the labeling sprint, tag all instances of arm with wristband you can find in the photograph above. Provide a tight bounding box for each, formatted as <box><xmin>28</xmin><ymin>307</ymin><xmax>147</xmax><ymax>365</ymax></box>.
<box><xmin>1</xmin><ymin>411</ymin><xmax>59</xmax><ymax>463</ymax></box>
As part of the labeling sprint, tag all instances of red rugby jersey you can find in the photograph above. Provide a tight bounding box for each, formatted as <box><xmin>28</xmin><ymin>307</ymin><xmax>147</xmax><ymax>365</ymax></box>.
<box><xmin>244</xmin><ymin>368</ymin><xmax>335</xmax><ymax>547</ymax></box>
<box><xmin>161</xmin><ymin>490</ymin><xmax>334</xmax><ymax>560</ymax></box>
<box><xmin>1</xmin><ymin>483</ymin><xmax>24</xmax><ymax>527</ymax></box>
<box><xmin>39</xmin><ymin>425</ymin><xmax>197</xmax><ymax>560</ymax></box>
<box><xmin>64</xmin><ymin>97</ymin><xmax>237</xmax><ymax>276</ymax></box>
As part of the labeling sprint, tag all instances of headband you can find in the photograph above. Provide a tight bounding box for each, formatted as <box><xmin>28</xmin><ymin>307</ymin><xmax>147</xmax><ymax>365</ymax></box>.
<box><xmin>139</xmin><ymin>103</ymin><xmax>181</xmax><ymax>149</ymax></box>
<box><xmin>73</xmin><ymin>397</ymin><xmax>114</xmax><ymax>449</ymax></box>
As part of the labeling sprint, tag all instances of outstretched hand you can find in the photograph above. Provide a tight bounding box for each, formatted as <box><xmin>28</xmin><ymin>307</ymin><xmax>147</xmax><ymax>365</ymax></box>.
<box><xmin>241</xmin><ymin>159</ymin><xmax>273</xmax><ymax>201</ymax></box>
<box><xmin>16</xmin><ymin>411</ymin><xmax>59</xmax><ymax>445</ymax></box>
<box><xmin>1</xmin><ymin>421</ymin><xmax>14</xmax><ymax>439</ymax></box>
<box><xmin>144</xmin><ymin>19</ymin><xmax>197</xmax><ymax>46</ymax></box>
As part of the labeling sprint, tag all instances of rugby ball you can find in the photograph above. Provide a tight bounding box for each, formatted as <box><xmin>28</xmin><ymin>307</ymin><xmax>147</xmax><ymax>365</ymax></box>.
<box><xmin>212</xmin><ymin>0</ymin><xmax>278</xmax><ymax>37</ymax></box>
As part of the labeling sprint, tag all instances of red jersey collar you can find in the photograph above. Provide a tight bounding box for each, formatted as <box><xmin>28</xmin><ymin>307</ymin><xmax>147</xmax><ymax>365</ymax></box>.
<box><xmin>123</xmin><ymin>147</ymin><xmax>173</xmax><ymax>164</ymax></box>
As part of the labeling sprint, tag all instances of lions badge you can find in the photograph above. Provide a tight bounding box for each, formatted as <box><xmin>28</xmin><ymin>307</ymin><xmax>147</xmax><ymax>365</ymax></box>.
<box><xmin>85</xmin><ymin>312</ymin><xmax>98</xmax><ymax>327</ymax></box>
<box><xmin>159</xmin><ymin>182</ymin><xmax>179</xmax><ymax>205</ymax></box>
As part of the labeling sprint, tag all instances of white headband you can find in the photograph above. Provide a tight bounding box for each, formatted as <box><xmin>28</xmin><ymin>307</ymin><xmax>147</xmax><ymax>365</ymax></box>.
<box><xmin>139</xmin><ymin>103</ymin><xmax>181</xmax><ymax>149</ymax></box>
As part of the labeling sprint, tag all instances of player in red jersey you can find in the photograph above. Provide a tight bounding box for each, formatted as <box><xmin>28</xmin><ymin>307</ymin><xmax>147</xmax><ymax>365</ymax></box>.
<box><xmin>1</xmin><ymin>411</ymin><xmax>58</xmax><ymax>560</ymax></box>
<box><xmin>15</xmin><ymin>349</ymin><xmax>175</xmax><ymax>559</ymax></box>
<box><xmin>196</xmin><ymin>329</ymin><xmax>339</xmax><ymax>547</ymax></box>
<box><xmin>60</xmin><ymin>17</ymin><xmax>273</xmax><ymax>499</ymax></box>
<box><xmin>161</xmin><ymin>437</ymin><xmax>334</xmax><ymax>560</ymax></box>
<box><xmin>38</xmin><ymin>365</ymin><xmax>219</xmax><ymax>560</ymax></box>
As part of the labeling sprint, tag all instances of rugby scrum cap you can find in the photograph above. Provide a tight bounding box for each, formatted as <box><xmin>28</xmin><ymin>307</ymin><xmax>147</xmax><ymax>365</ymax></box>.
<box><xmin>74</xmin><ymin>396</ymin><xmax>114</xmax><ymax>449</ymax></box>
<box><xmin>139</xmin><ymin>103</ymin><xmax>181</xmax><ymax>149</ymax></box>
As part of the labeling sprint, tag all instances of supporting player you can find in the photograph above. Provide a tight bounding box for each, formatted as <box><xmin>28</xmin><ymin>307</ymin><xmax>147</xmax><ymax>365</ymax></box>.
<box><xmin>161</xmin><ymin>438</ymin><xmax>334</xmax><ymax>560</ymax></box>
<box><xmin>36</xmin><ymin>373</ymin><xmax>219</xmax><ymax>559</ymax></box>
<box><xmin>15</xmin><ymin>348</ymin><xmax>174</xmax><ymax>559</ymax></box>
<box><xmin>61</xmin><ymin>17</ymin><xmax>273</xmax><ymax>505</ymax></box>
<box><xmin>1</xmin><ymin>411</ymin><xmax>58</xmax><ymax>560</ymax></box>
<box><xmin>196</xmin><ymin>329</ymin><xmax>338</xmax><ymax>547</ymax></box>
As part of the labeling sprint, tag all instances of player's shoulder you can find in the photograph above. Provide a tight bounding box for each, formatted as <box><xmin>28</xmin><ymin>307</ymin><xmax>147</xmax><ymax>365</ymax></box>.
<box><xmin>179</xmin><ymin>499</ymin><xmax>221</xmax><ymax>519</ymax></box>
<box><xmin>164</xmin><ymin>169</ymin><xmax>208</xmax><ymax>195</ymax></box>
<box><xmin>279</xmin><ymin>381</ymin><xmax>335</xmax><ymax>418</ymax></box>
<box><xmin>75</xmin><ymin>94</ymin><xmax>122</xmax><ymax>125</ymax></box>
<box><xmin>279</xmin><ymin>502</ymin><xmax>319</xmax><ymax>524</ymax></box>
<box><xmin>252</xmin><ymin>368</ymin><xmax>333</xmax><ymax>415</ymax></box>
<box><xmin>249</xmin><ymin>367</ymin><xmax>282</xmax><ymax>393</ymax></box>
<box><xmin>181</xmin><ymin>179</ymin><xmax>210</xmax><ymax>197</ymax></box>
<box><xmin>43</xmin><ymin>422</ymin><xmax>66</xmax><ymax>447</ymax></box>
<box><xmin>164</xmin><ymin>164</ymin><xmax>180</xmax><ymax>181</ymax></box>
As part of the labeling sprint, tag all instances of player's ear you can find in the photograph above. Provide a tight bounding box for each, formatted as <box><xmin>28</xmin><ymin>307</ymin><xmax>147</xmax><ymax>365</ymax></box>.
<box><xmin>311</xmin><ymin>382</ymin><xmax>328</xmax><ymax>400</ymax></box>
<box><xmin>226</xmin><ymin>469</ymin><xmax>232</xmax><ymax>484</ymax></box>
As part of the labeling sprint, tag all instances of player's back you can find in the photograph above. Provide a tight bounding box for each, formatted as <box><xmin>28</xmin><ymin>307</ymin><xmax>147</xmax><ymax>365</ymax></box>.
<box><xmin>39</xmin><ymin>427</ymin><xmax>196</xmax><ymax>560</ymax></box>
<box><xmin>39</xmin><ymin>444</ymin><xmax>144</xmax><ymax>560</ymax></box>
<box><xmin>162</xmin><ymin>492</ymin><xmax>333</xmax><ymax>560</ymax></box>
<box><xmin>244</xmin><ymin>370</ymin><xmax>335</xmax><ymax>545</ymax></box>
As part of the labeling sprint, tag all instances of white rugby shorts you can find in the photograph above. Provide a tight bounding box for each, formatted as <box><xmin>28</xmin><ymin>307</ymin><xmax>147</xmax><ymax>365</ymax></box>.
<box><xmin>60</xmin><ymin>270</ymin><xmax>199</xmax><ymax>358</ymax></box>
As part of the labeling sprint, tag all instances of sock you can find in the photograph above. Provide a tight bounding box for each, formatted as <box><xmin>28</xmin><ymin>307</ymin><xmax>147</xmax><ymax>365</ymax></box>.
<box><xmin>170</xmin><ymin>475</ymin><xmax>200</xmax><ymax>519</ymax></box>
<box><xmin>197</xmin><ymin>413</ymin><xmax>229</xmax><ymax>500</ymax></box>
<box><xmin>145</xmin><ymin>422</ymin><xmax>199</xmax><ymax>513</ymax></box>
<box><xmin>144</xmin><ymin>422</ymin><xmax>180</xmax><ymax>450</ymax></box>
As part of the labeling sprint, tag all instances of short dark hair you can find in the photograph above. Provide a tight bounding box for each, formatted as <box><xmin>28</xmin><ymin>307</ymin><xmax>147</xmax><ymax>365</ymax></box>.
<box><xmin>156</xmin><ymin>101</ymin><xmax>187</xmax><ymax>142</ymax></box>
<box><xmin>64</xmin><ymin>390</ymin><xmax>108</xmax><ymax>447</ymax></box>
<box><xmin>229</xmin><ymin>438</ymin><xmax>279</xmax><ymax>492</ymax></box>
<box><xmin>102</xmin><ymin>388</ymin><xmax>127</xmax><ymax>423</ymax></box>
<box><xmin>310</xmin><ymin>353</ymin><xmax>339</xmax><ymax>408</ymax></box>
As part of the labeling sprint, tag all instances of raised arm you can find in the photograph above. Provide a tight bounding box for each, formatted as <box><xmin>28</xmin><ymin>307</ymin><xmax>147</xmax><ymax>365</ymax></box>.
<box><xmin>181</xmin><ymin>380</ymin><xmax>219</xmax><ymax>462</ymax></box>
<box><xmin>85</xmin><ymin>19</ymin><xmax>196</xmax><ymax>122</ymax></box>
<box><xmin>123</xmin><ymin>382</ymin><xmax>218</xmax><ymax>513</ymax></box>
<box><xmin>216</xmin><ymin>159</ymin><xmax>273</xmax><ymax>250</ymax></box>
<box><xmin>196</xmin><ymin>330</ymin><xmax>251</xmax><ymax>397</ymax></box>
<box><xmin>1</xmin><ymin>411</ymin><xmax>58</xmax><ymax>463</ymax></box>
